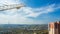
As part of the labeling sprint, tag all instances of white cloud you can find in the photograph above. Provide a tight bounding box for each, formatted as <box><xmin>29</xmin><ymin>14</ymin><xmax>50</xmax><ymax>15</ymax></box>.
<box><xmin>0</xmin><ymin>0</ymin><xmax>21</xmax><ymax>5</ymax></box>
<box><xmin>0</xmin><ymin>0</ymin><xmax>60</xmax><ymax>24</ymax></box>
<box><xmin>19</xmin><ymin>4</ymin><xmax>60</xmax><ymax>18</ymax></box>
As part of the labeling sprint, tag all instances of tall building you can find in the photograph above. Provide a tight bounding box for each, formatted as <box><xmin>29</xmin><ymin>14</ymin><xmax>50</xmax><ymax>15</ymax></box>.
<box><xmin>49</xmin><ymin>21</ymin><xmax>60</xmax><ymax>34</ymax></box>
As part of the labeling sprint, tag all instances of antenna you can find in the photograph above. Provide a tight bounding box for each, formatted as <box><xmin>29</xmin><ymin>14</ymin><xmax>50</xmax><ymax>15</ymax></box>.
<box><xmin>8</xmin><ymin>20</ymin><xmax>10</xmax><ymax>24</ymax></box>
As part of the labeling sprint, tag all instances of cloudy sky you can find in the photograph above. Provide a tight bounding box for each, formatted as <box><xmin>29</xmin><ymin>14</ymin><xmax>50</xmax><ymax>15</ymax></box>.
<box><xmin>0</xmin><ymin>0</ymin><xmax>60</xmax><ymax>24</ymax></box>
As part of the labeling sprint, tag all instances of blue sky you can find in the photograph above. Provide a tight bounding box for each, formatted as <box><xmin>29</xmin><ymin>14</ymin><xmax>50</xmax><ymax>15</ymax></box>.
<box><xmin>0</xmin><ymin>0</ymin><xmax>60</xmax><ymax>24</ymax></box>
<box><xmin>22</xmin><ymin>0</ymin><xmax>60</xmax><ymax>7</ymax></box>
<box><xmin>21</xmin><ymin>0</ymin><xmax>60</xmax><ymax>24</ymax></box>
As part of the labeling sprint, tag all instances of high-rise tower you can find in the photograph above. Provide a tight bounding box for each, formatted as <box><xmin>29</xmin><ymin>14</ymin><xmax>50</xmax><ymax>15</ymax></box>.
<box><xmin>49</xmin><ymin>21</ymin><xmax>60</xmax><ymax>34</ymax></box>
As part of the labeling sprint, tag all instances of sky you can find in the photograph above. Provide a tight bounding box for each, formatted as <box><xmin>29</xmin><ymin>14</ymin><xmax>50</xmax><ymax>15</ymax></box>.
<box><xmin>0</xmin><ymin>0</ymin><xmax>60</xmax><ymax>24</ymax></box>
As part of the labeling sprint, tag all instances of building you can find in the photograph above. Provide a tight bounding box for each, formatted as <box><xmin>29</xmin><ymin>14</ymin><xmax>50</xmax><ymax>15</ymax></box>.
<box><xmin>49</xmin><ymin>21</ymin><xmax>60</xmax><ymax>34</ymax></box>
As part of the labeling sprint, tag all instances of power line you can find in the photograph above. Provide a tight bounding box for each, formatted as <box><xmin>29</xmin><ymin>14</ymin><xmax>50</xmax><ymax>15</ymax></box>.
<box><xmin>0</xmin><ymin>4</ymin><xmax>24</xmax><ymax>11</ymax></box>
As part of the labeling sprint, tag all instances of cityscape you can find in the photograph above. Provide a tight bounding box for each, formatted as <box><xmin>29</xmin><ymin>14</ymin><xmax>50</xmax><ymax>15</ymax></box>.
<box><xmin>0</xmin><ymin>0</ymin><xmax>60</xmax><ymax>34</ymax></box>
<box><xmin>0</xmin><ymin>21</ymin><xmax>60</xmax><ymax>34</ymax></box>
<box><xmin>0</xmin><ymin>24</ymin><xmax>48</xmax><ymax>34</ymax></box>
